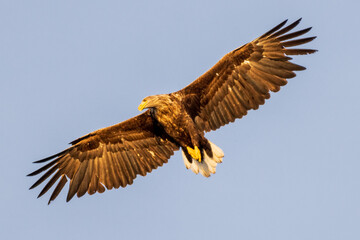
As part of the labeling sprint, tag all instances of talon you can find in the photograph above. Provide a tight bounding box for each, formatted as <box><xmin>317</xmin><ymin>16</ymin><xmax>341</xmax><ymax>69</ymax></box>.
<box><xmin>186</xmin><ymin>146</ymin><xmax>202</xmax><ymax>162</ymax></box>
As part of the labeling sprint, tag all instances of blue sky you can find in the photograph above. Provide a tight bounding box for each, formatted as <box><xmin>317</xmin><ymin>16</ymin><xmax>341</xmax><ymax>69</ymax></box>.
<box><xmin>1</xmin><ymin>1</ymin><xmax>359</xmax><ymax>239</ymax></box>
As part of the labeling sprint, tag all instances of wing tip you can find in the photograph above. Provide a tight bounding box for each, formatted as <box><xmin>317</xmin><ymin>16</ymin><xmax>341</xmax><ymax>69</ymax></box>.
<box><xmin>33</xmin><ymin>148</ymin><xmax>69</xmax><ymax>164</ymax></box>
<box><xmin>290</xmin><ymin>17</ymin><xmax>302</xmax><ymax>28</ymax></box>
<box><xmin>66</xmin><ymin>190</ymin><xmax>76</xmax><ymax>202</ymax></box>
<box><xmin>259</xmin><ymin>19</ymin><xmax>289</xmax><ymax>39</ymax></box>
<box><xmin>33</xmin><ymin>158</ymin><xmax>52</xmax><ymax>164</ymax></box>
<box><xmin>29</xmin><ymin>180</ymin><xmax>39</xmax><ymax>189</ymax></box>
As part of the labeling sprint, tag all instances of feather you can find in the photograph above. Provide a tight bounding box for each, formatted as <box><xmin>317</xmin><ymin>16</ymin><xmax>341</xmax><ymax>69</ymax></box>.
<box><xmin>107</xmin><ymin>149</ymin><xmax>122</xmax><ymax>188</ymax></box>
<box><xmin>251</xmin><ymin>67</ymin><xmax>288</xmax><ymax>87</ymax></box>
<box><xmin>121</xmin><ymin>151</ymin><xmax>137</xmax><ymax>178</ymax></box>
<box><xmin>37</xmin><ymin>170</ymin><xmax>63</xmax><ymax>198</ymax></box>
<box><xmin>97</xmin><ymin>182</ymin><xmax>106</xmax><ymax>193</ymax></box>
<box><xmin>106</xmin><ymin>150</ymin><xmax>120</xmax><ymax>189</ymax></box>
<box><xmin>270</xmin><ymin>18</ymin><xmax>302</xmax><ymax>38</ymax></box>
<box><xmin>103</xmin><ymin>153</ymin><xmax>115</xmax><ymax>190</ymax></box>
<box><xmin>65</xmin><ymin>158</ymin><xmax>80</xmax><ymax>179</ymax></box>
<box><xmin>29</xmin><ymin>163</ymin><xmax>60</xmax><ymax>190</ymax></box>
<box><xmin>28</xmin><ymin>159</ymin><xmax>58</xmax><ymax>177</ymax></box>
<box><xmin>88</xmin><ymin>173</ymin><xmax>98</xmax><ymax>195</ymax></box>
<box><xmin>284</xmin><ymin>49</ymin><xmax>317</xmax><ymax>55</ymax></box>
<box><xmin>67</xmin><ymin>160</ymin><xmax>88</xmax><ymax>202</ymax></box>
<box><xmin>259</xmin><ymin>58</ymin><xmax>306</xmax><ymax>71</ymax></box>
<box><xmin>33</xmin><ymin>149</ymin><xmax>69</xmax><ymax>163</ymax></box>
<box><xmin>77</xmin><ymin>161</ymin><xmax>92</xmax><ymax>198</ymax></box>
<box><xmin>259</xmin><ymin>19</ymin><xmax>288</xmax><ymax>39</ymax></box>
<box><xmin>277</xmin><ymin>27</ymin><xmax>312</xmax><ymax>41</ymax></box>
<box><xmin>240</xmin><ymin>69</ymin><xmax>269</xmax><ymax>95</ymax></box>
<box><xmin>48</xmin><ymin>175</ymin><xmax>67</xmax><ymax>204</ymax></box>
<box><xmin>251</xmin><ymin>61</ymin><xmax>296</xmax><ymax>78</ymax></box>
<box><xmin>282</xmin><ymin>36</ymin><xmax>317</xmax><ymax>47</ymax></box>
<box><xmin>263</xmin><ymin>51</ymin><xmax>287</xmax><ymax>59</ymax></box>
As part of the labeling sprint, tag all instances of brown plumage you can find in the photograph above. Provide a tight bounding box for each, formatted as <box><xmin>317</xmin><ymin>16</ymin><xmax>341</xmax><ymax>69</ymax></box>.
<box><xmin>28</xmin><ymin>18</ymin><xmax>316</xmax><ymax>204</ymax></box>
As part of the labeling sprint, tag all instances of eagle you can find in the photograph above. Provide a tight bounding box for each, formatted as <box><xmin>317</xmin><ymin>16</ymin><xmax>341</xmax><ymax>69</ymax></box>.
<box><xmin>28</xmin><ymin>19</ymin><xmax>316</xmax><ymax>204</ymax></box>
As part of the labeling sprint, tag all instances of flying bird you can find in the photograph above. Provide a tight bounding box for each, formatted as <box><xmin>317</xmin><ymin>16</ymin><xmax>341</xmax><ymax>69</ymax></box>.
<box><xmin>28</xmin><ymin>19</ymin><xmax>316</xmax><ymax>204</ymax></box>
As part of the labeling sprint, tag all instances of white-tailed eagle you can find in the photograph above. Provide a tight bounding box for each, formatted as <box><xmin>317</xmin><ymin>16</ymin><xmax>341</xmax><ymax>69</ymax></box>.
<box><xmin>28</xmin><ymin>19</ymin><xmax>316</xmax><ymax>204</ymax></box>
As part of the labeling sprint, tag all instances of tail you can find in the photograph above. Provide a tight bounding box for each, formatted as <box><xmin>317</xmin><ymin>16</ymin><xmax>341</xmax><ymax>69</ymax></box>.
<box><xmin>182</xmin><ymin>141</ymin><xmax>224</xmax><ymax>177</ymax></box>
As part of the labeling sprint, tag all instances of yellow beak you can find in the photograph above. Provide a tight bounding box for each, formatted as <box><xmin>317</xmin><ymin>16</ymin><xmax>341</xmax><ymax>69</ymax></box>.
<box><xmin>138</xmin><ymin>101</ymin><xmax>147</xmax><ymax>111</ymax></box>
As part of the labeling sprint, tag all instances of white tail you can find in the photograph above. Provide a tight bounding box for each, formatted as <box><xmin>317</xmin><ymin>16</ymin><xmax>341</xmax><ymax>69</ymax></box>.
<box><xmin>182</xmin><ymin>141</ymin><xmax>224</xmax><ymax>177</ymax></box>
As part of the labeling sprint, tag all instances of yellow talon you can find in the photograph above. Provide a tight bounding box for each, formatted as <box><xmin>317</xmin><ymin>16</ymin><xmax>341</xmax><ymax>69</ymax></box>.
<box><xmin>186</xmin><ymin>146</ymin><xmax>201</xmax><ymax>162</ymax></box>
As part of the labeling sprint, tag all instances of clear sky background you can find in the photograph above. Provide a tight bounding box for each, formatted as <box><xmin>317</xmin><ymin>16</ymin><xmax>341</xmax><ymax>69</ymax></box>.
<box><xmin>1</xmin><ymin>1</ymin><xmax>359</xmax><ymax>239</ymax></box>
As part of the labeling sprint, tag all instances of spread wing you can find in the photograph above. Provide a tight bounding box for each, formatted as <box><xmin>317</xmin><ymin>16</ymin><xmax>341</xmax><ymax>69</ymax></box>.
<box><xmin>178</xmin><ymin>18</ymin><xmax>317</xmax><ymax>132</ymax></box>
<box><xmin>28</xmin><ymin>111</ymin><xmax>179</xmax><ymax>204</ymax></box>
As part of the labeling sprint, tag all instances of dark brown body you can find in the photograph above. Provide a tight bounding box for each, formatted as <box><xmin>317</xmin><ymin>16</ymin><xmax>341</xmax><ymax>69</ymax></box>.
<box><xmin>149</xmin><ymin>94</ymin><xmax>212</xmax><ymax>160</ymax></box>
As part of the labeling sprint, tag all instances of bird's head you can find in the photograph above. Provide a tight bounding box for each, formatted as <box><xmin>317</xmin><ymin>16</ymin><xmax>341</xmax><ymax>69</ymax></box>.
<box><xmin>138</xmin><ymin>95</ymin><xmax>169</xmax><ymax>111</ymax></box>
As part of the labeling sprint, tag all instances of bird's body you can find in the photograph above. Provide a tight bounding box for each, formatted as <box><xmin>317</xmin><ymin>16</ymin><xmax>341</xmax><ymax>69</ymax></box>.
<box><xmin>141</xmin><ymin>93</ymin><xmax>220</xmax><ymax>175</ymax></box>
<box><xmin>29</xmin><ymin>19</ymin><xmax>317</xmax><ymax>204</ymax></box>
<box><xmin>145</xmin><ymin>94</ymin><xmax>208</xmax><ymax>155</ymax></box>
<box><xmin>147</xmin><ymin>94</ymin><xmax>195</xmax><ymax>148</ymax></box>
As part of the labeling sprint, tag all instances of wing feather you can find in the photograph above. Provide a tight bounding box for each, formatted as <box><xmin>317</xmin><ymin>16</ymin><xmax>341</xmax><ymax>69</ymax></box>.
<box><xmin>48</xmin><ymin>176</ymin><xmax>67</xmax><ymax>204</ymax></box>
<box><xmin>120</xmin><ymin>151</ymin><xmax>136</xmax><ymax>179</ymax></box>
<box><xmin>277</xmin><ymin>27</ymin><xmax>312</xmax><ymax>41</ymax></box>
<box><xmin>68</xmin><ymin>159</ymin><xmax>89</xmax><ymax>201</ymax></box>
<box><xmin>177</xmin><ymin>19</ymin><xmax>316</xmax><ymax>132</ymax></box>
<box><xmin>37</xmin><ymin>170</ymin><xmax>63</xmax><ymax>198</ymax></box>
<box><xmin>282</xmin><ymin>37</ymin><xmax>317</xmax><ymax>47</ymax></box>
<box><xmin>259</xmin><ymin>19</ymin><xmax>288</xmax><ymax>38</ymax></box>
<box><xmin>77</xmin><ymin>161</ymin><xmax>92</xmax><ymax>198</ymax></box>
<box><xmin>29</xmin><ymin>163</ymin><xmax>60</xmax><ymax>190</ymax></box>
<box><xmin>28</xmin><ymin>111</ymin><xmax>179</xmax><ymax>203</ymax></box>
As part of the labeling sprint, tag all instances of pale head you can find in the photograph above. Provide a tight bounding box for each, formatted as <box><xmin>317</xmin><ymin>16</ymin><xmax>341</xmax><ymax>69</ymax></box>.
<box><xmin>138</xmin><ymin>94</ymin><xmax>170</xmax><ymax>111</ymax></box>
